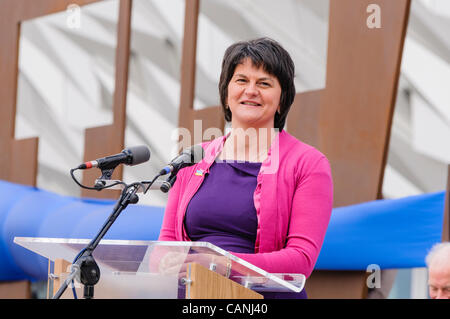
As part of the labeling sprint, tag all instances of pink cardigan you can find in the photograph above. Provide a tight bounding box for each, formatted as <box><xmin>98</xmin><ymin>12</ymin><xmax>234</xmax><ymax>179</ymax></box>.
<box><xmin>158</xmin><ymin>130</ymin><xmax>333</xmax><ymax>277</ymax></box>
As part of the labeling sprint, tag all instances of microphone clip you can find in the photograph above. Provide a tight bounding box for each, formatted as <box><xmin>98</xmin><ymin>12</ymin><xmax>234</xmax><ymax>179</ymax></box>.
<box><xmin>94</xmin><ymin>168</ymin><xmax>115</xmax><ymax>190</ymax></box>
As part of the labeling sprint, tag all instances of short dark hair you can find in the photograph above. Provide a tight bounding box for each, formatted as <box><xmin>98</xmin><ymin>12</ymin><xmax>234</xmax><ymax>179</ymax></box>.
<box><xmin>218</xmin><ymin>37</ymin><xmax>296</xmax><ymax>131</ymax></box>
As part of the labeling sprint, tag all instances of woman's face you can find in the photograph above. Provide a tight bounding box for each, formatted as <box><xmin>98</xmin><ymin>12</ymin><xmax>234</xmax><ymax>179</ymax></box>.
<box><xmin>227</xmin><ymin>58</ymin><xmax>281</xmax><ymax>130</ymax></box>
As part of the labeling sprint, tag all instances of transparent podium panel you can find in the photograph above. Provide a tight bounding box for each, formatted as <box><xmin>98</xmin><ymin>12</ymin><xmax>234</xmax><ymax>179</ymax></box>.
<box><xmin>14</xmin><ymin>237</ymin><xmax>305</xmax><ymax>298</ymax></box>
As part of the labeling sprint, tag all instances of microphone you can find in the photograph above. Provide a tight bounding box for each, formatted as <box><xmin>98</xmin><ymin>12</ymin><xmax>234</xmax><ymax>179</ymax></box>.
<box><xmin>159</xmin><ymin>145</ymin><xmax>204</xmax><ymax>176</ymax></box>
<box><xmin>160</xmin><ymin>174</ymin><xmax>177</xmax><ymax>193</ymax></box>
<box><xmin>78</xmin><ymin>145</ymin><xmax>151</xmax><ymax>170</ymax></box>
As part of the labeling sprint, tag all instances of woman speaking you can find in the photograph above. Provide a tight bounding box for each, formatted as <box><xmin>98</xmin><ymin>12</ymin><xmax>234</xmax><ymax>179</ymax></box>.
<box><xmin>158</xmin><ymin>37</ymin><xmax>333</xmax><ymax>298</ymax></box>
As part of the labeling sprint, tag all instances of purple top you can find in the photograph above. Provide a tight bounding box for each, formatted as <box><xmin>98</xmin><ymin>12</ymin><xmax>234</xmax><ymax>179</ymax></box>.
<box><xmin>184</xmin><ymin>160</ymin><xmax>307</xmax><ymax>299</ymax></box>
<box><xmin>184</xmin><ymin>160</ymin><xmax>261</xmax><ymax>253</ymax></box>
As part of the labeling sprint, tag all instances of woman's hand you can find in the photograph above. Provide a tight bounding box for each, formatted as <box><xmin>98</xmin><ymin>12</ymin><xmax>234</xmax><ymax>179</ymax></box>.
<box><xmin>158</xmin><ymin>251</ymin><xmax>188</xmax><ymax>275</ymax></box>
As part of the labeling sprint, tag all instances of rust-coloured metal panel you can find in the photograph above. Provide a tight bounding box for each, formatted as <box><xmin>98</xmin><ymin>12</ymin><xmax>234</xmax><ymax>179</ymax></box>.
<box><xmin>0</xmin><ymin>0</ymin><xmax>132</xmax><ymax>200</ymax></box>
<box><xmin>0</xmin><ymin>15</ymin><xmax>22</xmax><ymax>183</ymax></box>
<box><xmin>287</xmin><ymin>89</ymin><xmax>323</xmax><ymax>148</ymax></box>
<box><xmin>291</xmin><ymin>0</ymin><xmax>411</xmax><ymax>207</ymax></box>
<box><xmin>305</xmin><ymin>270</ymin><xmax>369</xmax><ymax>299</ymax></box>
<box><xmin>0</xmin><ymin>280</ymin><xmax>31</xmax><ymax>299</ymax></box>
<box><xmin>178</xmin><ymin>0</ymin><xmax>199</xmax><ymax>128</ymax></box>
<box><xmin>81</xmin><ymin>0</ymin><xmax>133</xmax><ymax>199</ymax></box>
<box><xmin>299</xmin><ymin>0</ymin><xmax>411</xmax><ymax>298</ymax></box>
<box><xmin>318</xmin><ymin>0</ymin><xmax>411</xmax><ymax>208</ymax></box>
<box><xmin>0</xmin><ymin>0</ymin><xmax>103</xmax><ymax>187</ymax></box>
<box><xmin>177</xmin><ymin>0</ymin><xmax>224</xmax><ymax>146</ymax></box>
<box><xmin>10</xmin><ymin>137</ymin><xmax>39</xmax><ymax>187</ymax></box>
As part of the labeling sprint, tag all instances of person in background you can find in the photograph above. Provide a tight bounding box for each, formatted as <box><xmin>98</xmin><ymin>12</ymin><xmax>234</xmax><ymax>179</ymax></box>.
<box><xmin>426</xmin><ymin>242</ymin><xmax>450</xmax><ymax>299</ymax></box>
<box><xmin>158</xmin><ymin>37</ymin><xmax>333</xmax><ymax>298</ymax></box>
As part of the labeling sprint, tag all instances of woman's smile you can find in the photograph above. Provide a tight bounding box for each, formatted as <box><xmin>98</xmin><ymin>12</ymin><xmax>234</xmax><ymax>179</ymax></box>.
<box><xmin>240</xmin><ymin>100</ymin><xmax>262</xmax><ymax>107</ymax></box>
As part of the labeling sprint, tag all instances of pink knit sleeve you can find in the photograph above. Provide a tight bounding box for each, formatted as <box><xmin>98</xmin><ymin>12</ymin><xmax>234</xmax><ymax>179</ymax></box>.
<box><xmin>232</xmin><ymin>156</ymin><xmax>333</xmax><ymax>278</ymax></box>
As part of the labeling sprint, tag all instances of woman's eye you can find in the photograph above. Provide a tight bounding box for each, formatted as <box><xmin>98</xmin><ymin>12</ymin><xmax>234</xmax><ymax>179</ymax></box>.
<box><xmin>259</xmin><ymin>82</ymin><xmax>270</xmax><ymax>87</ymax></box>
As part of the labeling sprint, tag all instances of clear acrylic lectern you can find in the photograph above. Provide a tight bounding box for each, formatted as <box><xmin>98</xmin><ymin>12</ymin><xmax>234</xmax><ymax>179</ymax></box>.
<box><xmin>14</xmin><ymin>237</ymin><xmax>305</xmax><ymax>299</ymax></box>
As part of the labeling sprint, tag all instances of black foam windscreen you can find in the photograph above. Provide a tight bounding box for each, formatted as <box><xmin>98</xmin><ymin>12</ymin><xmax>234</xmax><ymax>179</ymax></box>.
<box><xmin>127</xmin><ymin>145</ymin><xmax>151</xmax><ymax>166</ymax></box>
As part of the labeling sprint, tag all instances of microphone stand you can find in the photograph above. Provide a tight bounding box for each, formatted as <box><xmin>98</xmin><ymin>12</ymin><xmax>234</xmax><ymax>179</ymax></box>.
<box><xmin>53</xmin><ymin>182</ymin><xmax>143</xmax><ymax>299</ymax></box>
<box><xmin>56</xmin><ymin>162</ymin><xmax>168</xmax><ymax>299</ymax></box>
